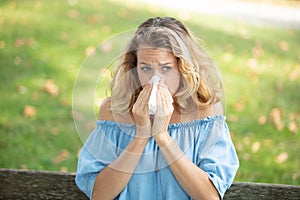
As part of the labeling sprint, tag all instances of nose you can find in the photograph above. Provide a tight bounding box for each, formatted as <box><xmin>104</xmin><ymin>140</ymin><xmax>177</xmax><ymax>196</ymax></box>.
<box><xmin>150</xmin><ymin>72</ymin><xmax>163</xmax><ymax>84</ymax></box>
<box><xmin>152</xmin><ymin>68</ymin><xmax>163</xmax><ymax>79</ymax></box>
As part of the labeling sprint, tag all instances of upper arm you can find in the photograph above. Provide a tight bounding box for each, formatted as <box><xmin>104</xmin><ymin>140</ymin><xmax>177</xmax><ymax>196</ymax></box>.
<box><xmin>197</xmin><ymin>119</ymin><xmax>239</xmax><ymax>198</ymax></box>
<box><xmin>98</xmin><ymin>97</ymin><xmax>114</xmax><ymax>121</ymax></box>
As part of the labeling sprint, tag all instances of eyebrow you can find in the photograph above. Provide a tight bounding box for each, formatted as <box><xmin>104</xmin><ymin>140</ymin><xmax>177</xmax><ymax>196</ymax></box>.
<box><xmin>159</xmin><ymin>62</ymin><xmax>173</xmax><ymax>66</ymax></box>
<box><xmin>138</xmin><ymin>62</ymin><xmax>150</xmax><ymax>66</ymax></box>
<box><xmin>138</xmin><ymin>62</ymin><xmax>173</xmax><ymax>66</ymax></box>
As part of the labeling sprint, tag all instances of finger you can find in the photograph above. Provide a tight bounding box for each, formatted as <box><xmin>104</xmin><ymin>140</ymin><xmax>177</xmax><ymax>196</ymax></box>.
<box><xmin>160</xmin><ymin>90</ymin><xmax>171</xmax><ymax>115</ymax></box>
<box><xmin>142</xmin><ymin>83</ymin><xmax>153</xmax><ymax>109</ymax></box>
<box><xmin>140</xmin><ymin>82</ymin><xmax>152</xmax><ymax>97</ymax></box>
<box><xmin>156</xmin><ymin>89</ymin><xmax>162</xmax><ymax>106</ymax></box>
<box><xmin>158</xmin><ymin>83</ymin><xmax>173</xmax><ymax>105</ymax></box>
<box><xmin>158</xmin><ymin>80</ymin><xmax>173</xmax><ymax>102</ymax></box>
<box><xmin>156</xmin><ymin>90</ymin><xmax>169</xmax><ymax>117</ymax></box>
<box><xmin>155</xmin><ymin>90</ymin><xmax>166</xmax><ymax>117</ymax></box>
<box><xmin>160</xmin><ymin>87</ymin><xmax>174</xmax><ymax>115</ymax></box>
<box><xmin>164</xmin><ymin>87</ymin><xmax>173</xmax><ymax>104</ymax></box>
<box><xmin>135</xmin><ymin>83</ymin><xmax>152</xmax><ymax>109</ymax></box>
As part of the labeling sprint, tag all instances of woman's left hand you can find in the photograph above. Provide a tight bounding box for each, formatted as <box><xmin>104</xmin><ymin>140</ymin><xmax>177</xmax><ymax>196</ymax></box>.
<box><xmin>151</xmin><ymin>81</ymin><xmax>174</xmax><ymax>137</ymax></box>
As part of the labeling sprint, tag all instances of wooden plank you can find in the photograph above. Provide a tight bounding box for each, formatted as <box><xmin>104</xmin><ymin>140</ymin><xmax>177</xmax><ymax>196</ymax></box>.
<box><xmin>224</xmin><ymin>182</ymin><xmax>300</xmax><ymax>200</ymax></box>
<box><xmin>0</xmin><ymin>168</ymin><xmax>88</xmax><ymax>200</ymax></box>
<box><xmin>0</xmin><ymin>168</ymin><xmax>300</xmax><ymax>199</ymax></box>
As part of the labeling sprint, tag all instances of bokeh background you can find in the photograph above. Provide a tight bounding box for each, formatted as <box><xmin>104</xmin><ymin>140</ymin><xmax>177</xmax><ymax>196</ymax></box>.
<box><xmin>1</xmin><ymin>0</ymin><xmax>300</xmax><ymax>185</ymax></box>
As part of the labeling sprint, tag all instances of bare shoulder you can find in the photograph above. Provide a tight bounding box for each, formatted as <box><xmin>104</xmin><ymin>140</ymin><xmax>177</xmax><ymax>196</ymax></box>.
<box><xmin>98</xmin><ymin>97</ymin><xmax>114</xmax><ymax>121</ymax></box>
<box><xmin>199</xmin><ymin>102</ymin><xmax>224</xmax><ymax>119</ymax></box>
<box><xmin>212</xmin><ymin>101</ymin><xmax>224</xmax><ymax>115</ymax></box>
<box><xmin>98</xmin><ymin>97</ymin><xmax>135</xmax><ymax>124</ymax></box>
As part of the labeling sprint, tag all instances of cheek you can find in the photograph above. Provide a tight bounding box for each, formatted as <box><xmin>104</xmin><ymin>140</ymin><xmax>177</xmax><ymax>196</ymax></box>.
<box><xmin>137</xmin><ymin>71</ymin><xmax>150</xmax><ymax>87</ymax></box>
<box><xmin>165</xmin><ymin>74</ymin><xmax>181</xmax><ymax>94</ymax></box>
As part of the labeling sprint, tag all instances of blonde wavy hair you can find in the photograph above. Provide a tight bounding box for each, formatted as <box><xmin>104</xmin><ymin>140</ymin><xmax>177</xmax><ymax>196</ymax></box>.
<box><xmin>110</xmin><ymin>17</ymin><xmax>223</xmax><ymax>114</ymax></box>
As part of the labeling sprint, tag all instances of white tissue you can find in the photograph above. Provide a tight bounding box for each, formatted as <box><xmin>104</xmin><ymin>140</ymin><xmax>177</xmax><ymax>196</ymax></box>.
<box><xmin>149</xmin><ymin>75</ymin><xmax>160</xmax><ymax>115</ymax></box>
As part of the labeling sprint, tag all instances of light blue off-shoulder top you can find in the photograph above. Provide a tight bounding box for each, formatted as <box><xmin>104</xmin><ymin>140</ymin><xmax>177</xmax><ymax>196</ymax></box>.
<box><xmin>75</xmin><ymin>115</ymin><xmax>239</xmax><ymax>199</ymax></box>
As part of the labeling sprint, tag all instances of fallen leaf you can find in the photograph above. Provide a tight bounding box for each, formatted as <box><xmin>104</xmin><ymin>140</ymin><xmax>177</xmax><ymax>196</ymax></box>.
<box><xmin>32</xmin><ymin>92</ymin><xmax>39</xmax><ymax>101</ymax></box>
<box><xmin>51</xmin><ymin>127</ymin><xmax>59</xmax><ymax>135</ymax></box>
<box><xmin>60</xmin><ymin>99</ymin><xmax>70</xmax><ymax>107</ymax></box>
<box><xmin>263</xmin><ymin>139</ymin><xmax>272</xmax><ymax>147</ymax></box>
<box><xmin>117</xmin><ymin>8</ymin><xmax>130</xmax><ymax>18</ymax></box>
<box><xmin>60</xmin><ymin>167</ymin><xmax>68</xmax><ymax>172</ymax></box>
<box><xmin>101</xmin><ymin>25</ymin><xmax>111</xmax><ymax>34</ymax></box>
<box><xmin>228</xmin><ymin>114</ymin><xmax>238</xmax><ymax>122</ymax></box>
<box><xmin>251</xmin><ymin>141</ymin><xmax>261</xmax><ymax>153</ymax></box>
<box><xmin>275</xmin><ymin>152</ymin><xmax>288</xmax><ymax>164</ymax></box>
<box><xmin>68</xmin><ymin>9</ymin><xmax>79</xmax><ymax>19</ymax></box>
<box><xmin>15</xmin><ymin>38</ymin><xmax>25</xmax><ymax>48</ymax></box>
<box><xmin>289</xmin><ymin>113</ymin><xmax>298</xmax><ymax>121</ymax></box>
<box><xmin>52</xmin><ymin>149</ymin><xmax>70</xmax><ymax>164</ymax></box>
<box><xmin>247</xmin><ymin>58</ymin><xmax>257</xmax><ymax>69</ymax></box>
<box><xmin>276</xmin><ymin>81</ymin><xmax>283</xmax><ymax>93</ymax></box>
<box><xmin>289</xmin><ymin>121</ymin><xmax>298</xmax><ymax>134</ymax></box>
<box><xmin>288</xmin><ymin>65</ymin><xmax>300</xmax><ymax>81</ymax></box>
<box><xmin>258</xmin><ymin>115</ymin><xmax>267</xmax><ymax>125</ymax></box>
<box><xmin>68</xmin><ymin>0</ymin><xmax>77</xmax><ymax>6</ymax></box>
<box><xmin>292</xmin><ymin>172</ymin><xmax>300</xmax><ymax>180</ymax></box>
<box><xmin>234</xmin><ymin>101</ymin><xmax>245</xmax><ymax>112</ymax></box>
<box><xmin>20</xmin><ymin>164</ymin><xmax>28</xmax><ymax>170</ymax></box>
<box><xmin>88</xmin><ymin>15</ymin><xmax>98</xmax><ymax>24</ymax></box>
<box><xmin>243</xmin><ymin>136</ymin><xmax>251</xmax><ymax>145</ymax></box>
<box><xmin>69</xmin><ymin>41</ymin><xmax>77</xmax><ymax>48</ymax></box>
<box><xmin>279</xmin><ymin>41</ymin><xmax>289</xmax><ymax>51</ymax></box>
<box><xmin>18</xmin><ymin>85</ymin><xmax>27</xmax><ymax>94</ymax></box>
<box><xmin>14</xmin><ymin>56</ymin><xmax>22</xmax><ymax>65</ymax></box>
<box><xmin>222</xmin><ymin>52</ymin><xmax>233</xmax><ymax>62</ymax></box>
<box><xmin>60</xmin><ymin>32</ymin><xmax>69</xmax><ymax>41</ymax></box>
<box><xmin>243</xmin><ymin>153</ymin><xmax>250</xmax><ymax>161</ymax></box>
<box><xmin>252</xmin><ymin>46</ymin><xmax>264</xmax><ymax>57</ymax></box>
<box><xmin>235</xmin><ymin>142</ymin><xmax>244</xmax><ymax>151</ymax></box>
<box><xmin>0</xmin><ymin>40</ymin><xmax>5</xmax><ymax>48</ymax></box>
<box><xmin>23</xmin><ymin>105</ymin><xmax>36</xmax><ymax>118</ymax></box>
<box><xmin>270</xmin><ymin>108</ymin><xmax>284</xmax><ymax>131</ymax></box>
<box><xmin>27</xmin><ymin>37</ymin><xmax>37</xmax><ymax>48</ymax></box>
<box><xmin>44</xmin><ymin>80</ymin><xmax>59</xmax><ymax>96</ymax></box>
<box><xmin>248</xmin><ymin>70</ymin><xmax>259</xmax><ymax>84</ymax></box>
<box><xmin>85</xmin><ymin>46</ymin><xmax>95</xmax><ymax>56</ymax></box>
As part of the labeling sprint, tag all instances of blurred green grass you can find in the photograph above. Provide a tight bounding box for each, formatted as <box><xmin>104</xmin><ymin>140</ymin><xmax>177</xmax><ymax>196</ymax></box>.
<box><xmin>0</xmin><ymin>0</ymin><xmax>299</xmax><ymax>185</ymax></box>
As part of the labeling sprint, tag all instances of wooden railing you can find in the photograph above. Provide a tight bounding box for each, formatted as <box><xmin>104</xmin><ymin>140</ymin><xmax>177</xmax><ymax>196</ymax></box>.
<box><xmin>0</xmin><ymin>168</ymin><xmax>299</xmax><ymax>199</ymax></box>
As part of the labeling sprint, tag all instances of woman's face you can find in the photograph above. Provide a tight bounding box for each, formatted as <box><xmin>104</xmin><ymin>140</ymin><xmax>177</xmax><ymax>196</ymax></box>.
<box><xmin>136</xmin><ymin>47</ymin><xmax>180</xmax><ymax>95</ymax></box>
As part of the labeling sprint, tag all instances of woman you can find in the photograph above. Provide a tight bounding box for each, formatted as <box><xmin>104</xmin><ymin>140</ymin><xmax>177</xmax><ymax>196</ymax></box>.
<box><xmin>75</xmin><ymin>17</ymin><xmax>239</xmax><ymax>200</ymax></box>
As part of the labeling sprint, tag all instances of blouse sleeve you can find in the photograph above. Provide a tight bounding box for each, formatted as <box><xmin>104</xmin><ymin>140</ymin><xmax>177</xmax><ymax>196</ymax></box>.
<box><xmin>75</xmin><ymin>122</ymin><xmax>119</xmax><ymax>199</ymax></box>
<box><xmin>197</xmin><ymin>117</ymin><xmax>239</xmax><ymax>199</ymax></box>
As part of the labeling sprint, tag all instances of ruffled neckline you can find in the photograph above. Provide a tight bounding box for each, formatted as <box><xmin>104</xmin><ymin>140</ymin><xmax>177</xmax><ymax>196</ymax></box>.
<box><xmin>96</xmin><ymin>115</ymin><xmax>225</xmax><ymax>129</ymax></box>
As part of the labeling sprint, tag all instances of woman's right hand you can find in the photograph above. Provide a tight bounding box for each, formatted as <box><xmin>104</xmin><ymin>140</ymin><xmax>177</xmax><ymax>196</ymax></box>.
<box><xmin>132</xmin><ymin>83</ymin><xmax>152</xmax><ymax>139</ymax></box>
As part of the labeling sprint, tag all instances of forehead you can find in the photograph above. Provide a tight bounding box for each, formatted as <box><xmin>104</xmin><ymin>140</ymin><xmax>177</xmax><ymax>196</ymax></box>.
<box><xmin>137</xmin><ymin>47</ymin><xmax>176</xmax><ymax>63</ymax></box>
